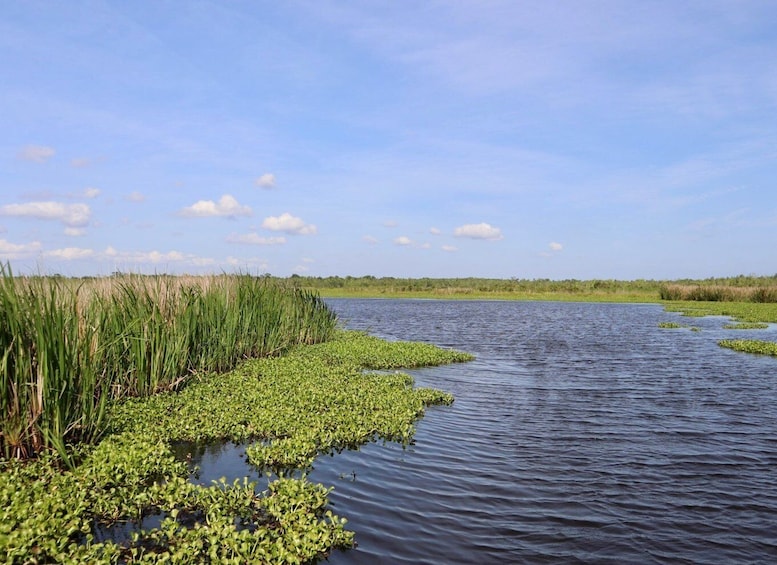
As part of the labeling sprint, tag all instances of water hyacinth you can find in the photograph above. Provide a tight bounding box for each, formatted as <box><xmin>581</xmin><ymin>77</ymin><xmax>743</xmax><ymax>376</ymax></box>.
<box><xmin>1</xmin><ymin>330</ymin><xmax>472</xmax><ymax>562</ymax></box>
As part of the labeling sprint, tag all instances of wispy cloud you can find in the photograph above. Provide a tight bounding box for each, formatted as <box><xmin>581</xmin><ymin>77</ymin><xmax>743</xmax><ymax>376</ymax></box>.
<box><xmin>549</xmin><ymin>242</ymin><xmax>563</xmax><ymax>251</ymax></box>
<box><xmin>226</xmin><ymin>233</ymin><xmax>286</xmax><ymax>245</ymax></box>
<box><xmin>17</xmin><ymin>144</ymin><xmax>55</xmax><ymax>163</ymax></box>
<box><xmin>179</xmin><ymin>194</ymin><xmax>252</xmax><ymax>218</ymax></box>
<box><xmin>0</xmin><ymin>201</ymin><xmax>90</xmax><ymax>227</ymax></box>
<box><xmin>82</xmin><ymin>187</ymin><xmax>101</xmax><ymax>199</ymax></box>
<box><xmin>43</xmin><ymin>247</ymin><xmax>95</xmax><ymax>260</ymax></box>
<box><xmin>70</xmin><ymin>157</ymin><xmax>91</xmax><ymax>168</ymax></box>
<box><xmin>126</xmin><ymin>191</ymin><xmax>146</xmax><ymax>202</ymax></box>
<box><xmin>454</xmin><ymin>222</ymin><xmax>503</xmax><ymax>240</ymax></box>
<box><xmin>363</xmin><ymin>235</ymin><xmax>378</xmax><ymax>244</ymax></box>
<box><xmin>394</xmin><ymin>236</ymin><xmax>413</xmax><ymax>246</ymax></box>
<box><xmin>442</xmin><ymin>245</ymin><xmax>458</xmax><ymax>252</ymax></box>
<box><xmin>261</xmin><ymin>213</ymin><xmax>317</xmax><ymax>235</ymax></box>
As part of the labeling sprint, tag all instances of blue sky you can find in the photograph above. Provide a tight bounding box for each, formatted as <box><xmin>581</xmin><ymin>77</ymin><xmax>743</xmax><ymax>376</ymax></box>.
<box><xmin>2</xmin><ymin>1</ymin><xmax>776</xmax><ymax>279</ymax></box>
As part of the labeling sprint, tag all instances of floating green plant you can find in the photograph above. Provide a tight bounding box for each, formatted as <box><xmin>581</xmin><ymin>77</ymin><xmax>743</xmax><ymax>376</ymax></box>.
<box><xmin>1</xmin><ymin>330</ymin><xmax>473</xmax><ymax>561</ymax></box>
<box><xmin>723</xmin><ymin>322</ymin><xmax>769</xmax><ymax>330</ymax></box>
<box><xmin>718</xmin><ymin>339</ymin><xmax>777</xmax><ymax>356</ymax></box>
<box><xmin>658</xmin><ymin>321</ymin><xmax>684</xmax><ymax>329</ymax></box>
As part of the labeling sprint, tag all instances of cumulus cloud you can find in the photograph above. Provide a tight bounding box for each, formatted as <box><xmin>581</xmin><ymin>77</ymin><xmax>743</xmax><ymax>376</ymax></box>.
<box><xmin>226</xmin><ymin>232</ymin><xmax>287</xmax><ymax>245</ymax></box>
<box><xmin>18</xmin><ymin>145</ymin><xmax>55</xmax><ymax>163</ymax></box>
<box><xmin>43</xmin><ymin>247</ymin><xmax>95</xmax><ymax>260</ymax></box>
<box><xmin>0</xmin><ymin>201</ymin><xmax>90</xmax><ymax>227</ymax></box>
<box><xmin>442</xmin><ymin>245</ymin><xmax>458</xmax><ymax>252</ymax></box>
<box><xmin>255</xmin><ymin>173</ymin><xmax>276</xmax><ymax>189</ymax></box>
<box><xmin>454</xmin><ymin>222</ymin><xmax>503</xmax><ymax>240</ymax></box>
<box><xmin>394</xmin><ymin>236</ymin><xmax>413</xmax><ymax>246</ymax></box>
<box><xmin>363</xmin><ymin>235</ymin><xmax>378</xmax><ymax>244</ymax></box>
<box><xmin>0</xmin><ymin>239</ymin><xmax>42</xmax><ymax>259</ymax></box>
<box><xmin>549</xmin><ymin>241</ymin><xmax>563</xmax><ymax>251</ymax></box>
<box><xmin>179</xmin><ymin>194</ymin><xmax>252</xmax><ymax>218</ymax></box>
<box><xmin>429</xmin><ymin>227</ymin><xmax>442</xmax><ymax>235</ymax></box>
<box><xmin>261</xmin><ymin>213</ymin><xmax>317</xmax><ymax>235</ymax></box>
<box><xmin>126</xmin><ymin>191</ymin><xmax>146</xmax><ymax>202</ymax></box>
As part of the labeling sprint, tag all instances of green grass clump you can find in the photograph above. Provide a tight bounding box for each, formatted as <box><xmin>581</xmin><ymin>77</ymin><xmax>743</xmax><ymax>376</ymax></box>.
<box><xmin>2</xmin><ymin>330</ymin><xmax>471</xmax><ymax>562</ymax></box>
<box><xmin>718</xmin><ymin>339</ymin><xmax>777</xmax><ymax>356</ymax></box>
<box><xmin>0</xmin><ymin>265</ymin><xmax>337</xmax><ymax>462</ymax></box>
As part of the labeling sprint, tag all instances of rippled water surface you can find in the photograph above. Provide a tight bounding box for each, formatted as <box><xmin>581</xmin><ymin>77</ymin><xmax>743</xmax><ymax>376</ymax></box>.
<box><xmin>197</xmin><ymin>299</ymin><xmax>777</xmax><ymax>563</ymax></box>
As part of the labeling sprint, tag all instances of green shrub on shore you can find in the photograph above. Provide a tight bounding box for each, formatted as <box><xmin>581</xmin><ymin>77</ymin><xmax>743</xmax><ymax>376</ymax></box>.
<box><xmin>0</xmin><ymin>265</ymin><xmax>337</xmax><ymax>461</ymax></box>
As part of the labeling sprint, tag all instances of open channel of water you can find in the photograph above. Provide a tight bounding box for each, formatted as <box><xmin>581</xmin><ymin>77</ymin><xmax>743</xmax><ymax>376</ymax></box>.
<box><xmin>191</xmin><ymin>299</ymin><xmax>777</xmax><ymax>564</ymax></box>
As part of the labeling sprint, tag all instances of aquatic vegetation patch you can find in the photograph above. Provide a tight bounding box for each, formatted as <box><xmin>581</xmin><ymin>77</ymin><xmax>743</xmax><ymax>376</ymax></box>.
<box><xmin>0</xmin><ymin>433</ymin><xmax>353</xmax><ymax>563</ymax></box>
<box><xmin>723</xmin><ymin>322</ymin><xmax>769</xmax><ymax>330</ymax></box>
<box><xmin>658</xmin><ymin>321</ymin><xmax>700</xmax><ymax>331</ymax></box>
<box><xmin>718</xmin><ymin>339</ymin><xmax>777</xmax><ymax>356</ymax></box>
<box><xmin>110</xmin><ymin>331</ymin><xmax>470</xmax><ymax>470</ymax></box>
<box><xmin>663</xmin><ymin>301</ymin><xmax>777</xmax><ymax>323</ymax></box>
<box><xmin>1</xmin><ymin>331</ymin><xmax>471</xmax><ymax>561</ymax></box>
<box><xmin>658</xmin><ymin>321</ymin><xmax>684</xmax><ymax>329</ymax></box>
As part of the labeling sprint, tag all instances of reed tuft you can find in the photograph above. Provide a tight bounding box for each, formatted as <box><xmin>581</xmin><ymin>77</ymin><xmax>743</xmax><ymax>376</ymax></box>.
<box><xmin>0</xmin><ymin>265</ymin><xmax>337</xmax><ymax>461</ymax></box>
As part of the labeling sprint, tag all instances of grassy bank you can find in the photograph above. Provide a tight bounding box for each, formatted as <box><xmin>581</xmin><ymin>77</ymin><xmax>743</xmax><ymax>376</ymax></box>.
<box><xmin>281</xmin><ymin>274</ymin><xmax>777</xmax><ymax>304</ymax></box>
<box><xmin>0</xmin><ymin>267</ymin><xmax>336</xmax><ymax>462</ymax></box>
<box><xmin>1</xmin><ymin>332</ymin><xmax>473</xmax><ymax>563</ymax></box>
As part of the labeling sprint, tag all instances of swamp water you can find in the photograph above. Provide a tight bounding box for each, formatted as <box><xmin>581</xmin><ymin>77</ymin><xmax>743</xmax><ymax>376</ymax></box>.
<box><xmin>181</xmin><ymin>300</ymin><xmax>777</xmax><ymax>563</ymax></box>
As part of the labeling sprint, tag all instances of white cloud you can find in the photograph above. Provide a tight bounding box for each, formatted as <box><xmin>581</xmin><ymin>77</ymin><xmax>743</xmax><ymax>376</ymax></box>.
<box><xmin>429</xmin><ymin>227</ymin><xmax>441</xmax><ymax>235</ymax></box>
<box><xmin>383</xmin><ymin>220</ymin><xmax>398</xmax><ymax>228</ymax></box>
<box><xmin>82</xmin><ymin>187</ymin><xmax>101</xmax><ymax>199</ymax></box>
<box><xmin>0</xmin><ymin>201</ymin><xmax>91</xmax><ymax>227</ymax></box>
<box><xmin>454</xmin><ymin>222</ymin><xmax>503</xmax><ymax>240</ymax></box>
<box><xmin>420</xmin><ymin>242</ymin><xmax>431</xmax><ymax>249</ymax></box>
<box><xmin>261</xmin><ymin>213</ymin><xmax>317</xmax><ymax>235</ymax></box>
<box><xmin>549</xmin><ymin>241</ymin><xmax>563</xmax><ymax>251</ymax></box>
<box><xmin>64</xmin><ymin>227</ymin><xmax>86</xmax><ymax>236</ymax></box>
<box><xmin>394</xmin><ymin>236</ymin><xmax>413</xmax><ymax>246</ymax></box>
<box><xmin>226</xmin><ymin>232</ymin><xmax>287</xmax><ymax>245</ymax></box>
<box><xmin>18</xmin><ymin>145</ymin><xmax>55</xmax><ymax>163</ymax></box>
<box><xmin>126</xmin><ymin>191</ymin><xmax>146</xmax><ymax>202</ymax></box>
<box><xmin>0</xmin><ymin>239</ymin><xmax>42</xmax><ymax>259</ymax></box>
<box><xmin>179</xmin><ymin>194</ymin><xmax>252</xmax><ymax>218</ymax></box>
<box><xmin>44</xmin><ymin>247</ymin><xmax>95</xmax><ymax>260</ymax></box>
<box><xmin>363</xmin><ymin>235</ymin><xmax>378</xmax><ymax>244</ymax></box>
<box><xmin>255</xmin><ymin>173</ymin><xmax>276</xmax><ymax>189</ymax></box>
<box><xmin>442</xmin><ymin>245</ymin><xmax>458</xmax><ymax>252</ymax></box>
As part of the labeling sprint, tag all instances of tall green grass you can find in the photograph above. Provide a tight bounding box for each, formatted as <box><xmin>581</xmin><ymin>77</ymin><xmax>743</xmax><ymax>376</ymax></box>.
<box><xmin>0</xmin><ymin>265</ymin><xmax>337</xmax><ymax>461</ymax></box>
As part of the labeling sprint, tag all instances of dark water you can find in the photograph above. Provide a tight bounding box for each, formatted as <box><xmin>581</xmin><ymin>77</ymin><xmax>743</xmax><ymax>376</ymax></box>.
<box><xmin>195</xmin><ymin>299</ymin><xmax>777</xmax><ymax>564</ymax></box>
